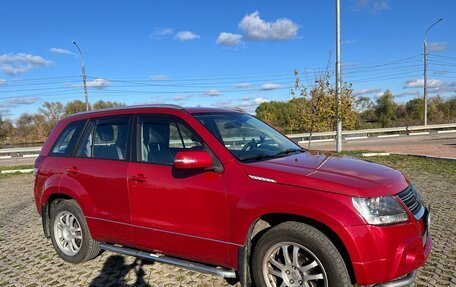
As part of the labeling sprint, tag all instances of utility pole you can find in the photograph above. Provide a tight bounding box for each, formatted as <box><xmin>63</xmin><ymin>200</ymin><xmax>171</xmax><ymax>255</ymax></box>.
<box><xmin>335</xmin><ymin>0</ymin><xmax>342</xmax><ymax>152</ymax></box>
<box><xmin>423</xmin><ymin>18</ymin><xmax>443</xmax><ymax>126</ymax></box>
<box><xmin>73</xmin><ymin>41</ymin><xmax>90</xmax><ymax>111</ymax></box>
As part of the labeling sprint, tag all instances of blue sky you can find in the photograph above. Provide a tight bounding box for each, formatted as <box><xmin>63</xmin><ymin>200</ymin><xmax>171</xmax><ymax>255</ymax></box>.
<box><xmin>1</xmin><ymin>0</ymin><xmax>455</xmax><ymax>120</ymax></box>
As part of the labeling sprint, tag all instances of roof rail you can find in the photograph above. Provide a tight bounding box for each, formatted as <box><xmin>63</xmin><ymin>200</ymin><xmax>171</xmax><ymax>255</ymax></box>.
<box><xmin>66</xmin><ymin>104</ymin><xmax>184</xmax><ymax>118</ymax></box>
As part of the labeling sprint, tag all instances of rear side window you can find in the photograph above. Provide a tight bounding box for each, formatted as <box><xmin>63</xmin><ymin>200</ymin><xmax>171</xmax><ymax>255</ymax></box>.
<box><xmin>76</xmin><ymin>117</ymin><xmax>130</xmax><ymax>161</ymax></box>
<box><xmin>50</xmin><ymin>120</ymin><xmax>85</xmax><ymax>157</ymax></box>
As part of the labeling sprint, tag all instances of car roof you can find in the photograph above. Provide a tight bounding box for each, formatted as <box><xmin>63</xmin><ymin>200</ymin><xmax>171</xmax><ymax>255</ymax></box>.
<box><xmin>65</xmin><ymin>104</ymin><xmax>242</xmax><ymax>120</ymax></box>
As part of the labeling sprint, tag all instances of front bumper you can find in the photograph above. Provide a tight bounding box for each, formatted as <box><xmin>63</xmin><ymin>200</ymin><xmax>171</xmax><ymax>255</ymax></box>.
<box><xmin>345</xmin><ymin>207</ymin><xmax>431</xmax><ymax>285</ymax></box>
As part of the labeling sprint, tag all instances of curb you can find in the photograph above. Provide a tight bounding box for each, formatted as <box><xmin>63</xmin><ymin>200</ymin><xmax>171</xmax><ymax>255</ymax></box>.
<box><xmin>391</xmin><ymin>153</ymin><xmax>456</xmax><ymax>161</ymax></box>
<box><xmin>359</xmin><ymin>152</ymin><xmax>456</xmax><ymax>161</ymax></box>
<box><xmin>0</xmin><ymin>169</ymin><xmax>34</xmax><ymax>174</ymax></box>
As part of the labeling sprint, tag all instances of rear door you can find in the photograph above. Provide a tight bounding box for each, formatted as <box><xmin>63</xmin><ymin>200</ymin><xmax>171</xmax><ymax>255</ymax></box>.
<box><xmin>58</xmin><ymin>116</ymin><xmax>133</xmax><ymax>245</ymax></box>
<box><xmin>127</xmin><ymin>115</ymin><xmax>229</xmax><ymax>266</ymax></box>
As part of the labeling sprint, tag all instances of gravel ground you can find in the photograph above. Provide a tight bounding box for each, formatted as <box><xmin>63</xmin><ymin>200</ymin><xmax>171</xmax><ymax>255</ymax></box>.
<box><xmin>0</xmin><ymin>155</ymin><xmax>455</xmax><ymax>287</ymax></box>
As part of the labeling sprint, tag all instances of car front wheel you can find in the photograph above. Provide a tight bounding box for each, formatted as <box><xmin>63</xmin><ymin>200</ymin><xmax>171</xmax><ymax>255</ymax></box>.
<box><xmin>252</xmin><ymin>221</ymin><xmax>351</xmax><ymax>287</ymax></box>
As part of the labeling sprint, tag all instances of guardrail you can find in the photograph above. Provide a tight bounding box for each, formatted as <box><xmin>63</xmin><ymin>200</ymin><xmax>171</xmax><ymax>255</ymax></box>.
<box><xmin>286</xmin><ymin>123</ymin><xmax>456</xmax><ymax>143</ymax></box>
<box><xmin>0</xmin><ymin>123</ymin><xmax>455</xmax><ymax>159</ymax></box>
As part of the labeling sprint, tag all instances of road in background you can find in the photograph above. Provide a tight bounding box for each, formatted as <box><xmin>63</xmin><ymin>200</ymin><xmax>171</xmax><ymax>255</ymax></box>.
<box><xmin>307</xmin><ymin>133</ymin><xmax>456</xmax><ymax>159</ymax></box>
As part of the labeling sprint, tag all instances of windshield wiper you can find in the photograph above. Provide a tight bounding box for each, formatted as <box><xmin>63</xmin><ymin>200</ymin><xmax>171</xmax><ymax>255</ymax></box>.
<box><xmin>239</xmin><ymin>153</ymin><xmax>277</xmax><ymax>162</ymax></box>
<box><xmin>273</xmin><ymin>148</ymin><xmax>304</xmax><ymax>157</ymax></box>
<box><xmin>240</xmin><ymin>148</ymin><xmax>303</xmax><ymax>162</ymax></box>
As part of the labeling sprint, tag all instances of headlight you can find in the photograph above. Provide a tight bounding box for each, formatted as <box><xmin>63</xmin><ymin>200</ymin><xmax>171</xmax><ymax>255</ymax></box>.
<box><xmin>352</xmin><ymin>196</ymin><xmax>409</xmax><ymax>225</ymax></box>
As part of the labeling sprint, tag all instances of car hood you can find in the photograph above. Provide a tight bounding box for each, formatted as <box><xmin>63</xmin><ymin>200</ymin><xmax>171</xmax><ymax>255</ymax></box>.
<box><xmin>242</xmin><ymin>152</ymin><xmax>409</xmax><ymax>197</ymax></box>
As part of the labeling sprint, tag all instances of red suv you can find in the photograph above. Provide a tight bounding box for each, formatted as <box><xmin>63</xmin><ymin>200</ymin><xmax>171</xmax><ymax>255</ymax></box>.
<box><xmin>34</xmin><ymin>105</ymin><xmax>431</xmax><ymax>287</ymax></box>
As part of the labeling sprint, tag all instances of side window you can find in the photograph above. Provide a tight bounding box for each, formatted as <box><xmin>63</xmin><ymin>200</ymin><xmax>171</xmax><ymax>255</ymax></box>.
<box><xmin>140</xmin><ymin>118</ymin><xmax>203</xmax><ymax>165</ymax></box>
<box><xmin>50</xmin><ymin>120</ymin><xmax>85</xmax><ymax>157</ymax></box>
<box><xmin>76</xmin><ymin>118</ymin><xmax>130</xmax><ymax>161</ymax></box>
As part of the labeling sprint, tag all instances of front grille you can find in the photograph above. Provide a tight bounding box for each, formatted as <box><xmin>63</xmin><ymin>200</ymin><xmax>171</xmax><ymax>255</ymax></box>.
<box><xmin>397</xmin><ymin>185</ymin><xmax>424</xmax><ymax>219</ymax></box>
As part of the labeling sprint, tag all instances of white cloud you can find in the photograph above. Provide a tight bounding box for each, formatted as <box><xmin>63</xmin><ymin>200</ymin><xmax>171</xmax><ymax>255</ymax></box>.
<box><xmin>211</xmin><ymin>97</ymin><xmax>270</xmax><ymax>114</ymax></box>
<box><xmin>150</xmin><ymin>75</ymin><xmax>169</xmax><ymax>81</ymax></box>
<box><xmin>254</xmin><ymin>97</ymin><xmax>269</xmax><ymax>104</ymax></box>
<box><xmin>50</xmin><ymin>48</ymin><xmax>75</xmax><ymax>56</ymax></box>
<box><xmin>216</xmin><ymin>32</ymin><xmax>243</xmax><ymax>47</ymax></box>
<box><xmin>237</xmin><ymin>97</ymin><xmax>270</xmax><ymax>113</ymax></box>
<box><xmin>85</xmin><ymin>78</ymin><xmax>110</xmax><ymax>89</ymax></box>
<box><xmin>352</xmin><ymin>88</ymin><xmax>382</xmax><ymax>96</ymax></box>
<box><xmin>260</xmin><ymin>83</ymin><xmax>281</xmax><ymax>91</ymax></box>
<box><xmin>0</xmin><ymin>108</ymin><xmax>12</xmax><ymax>117</ymax></box>
<box><xmin>0</xmin><ymin>53</ymin><xmax>52</xmax><ymax>76</ymax></box>
<box><xmin>0</xmin><ymin>97</ymin><xmax>40</xmax><ymax>107</ymax></box>
<box><xmin>394</xmin><ymin>90</ymin><xmax>421</xmax><ymax>98</ymax></box>
<box><xmin>211</xmin><ymin>100</ymin><xmax>234</xmax><ymax>107</ymax></box>
<box><xmin>170</xmin><ymin>95</ymin><xmax>192</xmax><ymax>102</ymax></box>
<box><xmin>175</xmin><ymin>31</ymin><xmax>200</xmax><ymax>41</ymax></box>
<box><xmin>233</xmin><ymin>82</ymin><xmax>251</xmax><ymax>89</ymax></box>
<box><xmin>432</xmin><ymin>70</ymin><xmax>448</xmax><ymax>75</ymax></box>
<box><xmin>427</xmin><ymin>41</ymin><xmax>448</xmax><ymax>52</ymax></box>
<box><xmin>342</xmin><ymin>38</ymin><xmax>360</xmax><ymax>45</ymax></box>
<box><xmin>204</xmin><ymin>89</ymin><xmax>221</xmax><ymax>97</ymax></box>
<box><xmin>404</xmin><ymin>79</ymin><xmax>443</xmax><ymax>89</ymax></box>
<box><xmin>150</xmin><ymin>28</ymin><xmax>174</xmax><ymax>40</ymax></box>
<box><xmin>404</xmin><ymin>78</ymin><xmax>456</xmax><ymax>94</ymax></box>
<box><xmin>355</xmin><ymin>0</ymin><xmax>390</xmax><ymax>15</ymax></box>
<box><xmin>0</xmin><ymin>79</ymin><xmax>6</xmax><ymax>85</ymax></box>
<box><xmin>0</xmin><ymin>96</ymin><xmax>41</xmax><ymax>117</ymax></box>
<box><xmin>239</xmin><ymin>11</ymin><xmax>299</xmax><ymax>40</ymax></box>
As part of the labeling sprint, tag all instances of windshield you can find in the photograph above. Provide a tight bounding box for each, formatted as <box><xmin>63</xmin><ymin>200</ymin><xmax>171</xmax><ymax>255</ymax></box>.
<box><xmin>195</xmin><ymin>112</ymin><xmax>303</xmax><ymax>162</ymax></box>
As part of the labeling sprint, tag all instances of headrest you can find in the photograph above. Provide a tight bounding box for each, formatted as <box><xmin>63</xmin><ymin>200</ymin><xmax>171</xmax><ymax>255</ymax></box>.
<box><xmin>144</xmin><ymin>124</ymin><xmax>169</xmax><ymax>146</ymax></box>
<box><xmin>97</xmin><ymin>124</ymin><xmax>114</xmax><ymax>142</ymax></box>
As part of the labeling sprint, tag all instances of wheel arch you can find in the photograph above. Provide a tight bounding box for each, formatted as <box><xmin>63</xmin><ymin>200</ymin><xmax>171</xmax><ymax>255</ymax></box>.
<box><xmin>41</xmin><ymin>193</ymin><xmax>74</xmax><ymax>238</ymax></box>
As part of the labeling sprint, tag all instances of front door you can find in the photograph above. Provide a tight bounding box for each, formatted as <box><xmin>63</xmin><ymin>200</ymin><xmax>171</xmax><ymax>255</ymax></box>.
<box><xmin>128</xmin><ymin>115</ymin><xmax>229</xmax><ymax>266</ymax></box>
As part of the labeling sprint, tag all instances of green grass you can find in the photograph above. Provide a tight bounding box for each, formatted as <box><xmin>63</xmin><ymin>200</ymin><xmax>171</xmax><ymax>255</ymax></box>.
<box><xmin>359</xmin><ymin>154</ymin><xmax>456</xmax><ymax>177</ymax></box>
<box><xmin>0</xmin><ymin>164</ymin><xmax>34</xmax><ymax>178</ymax></box>
<box><xmin>0</xmin><ymin>164</ymin><xmax>34</xmax><ymax>171</ymax></box>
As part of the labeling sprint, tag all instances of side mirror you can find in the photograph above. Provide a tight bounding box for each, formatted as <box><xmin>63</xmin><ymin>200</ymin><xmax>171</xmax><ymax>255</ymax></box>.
<box><xmin>174</xmin><ymin>150</ymin><xmax>214</xmax><ymax>170</ymax></box>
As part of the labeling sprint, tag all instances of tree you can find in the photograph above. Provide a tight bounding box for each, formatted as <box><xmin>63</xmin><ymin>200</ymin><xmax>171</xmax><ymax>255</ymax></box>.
<box><xmin>255</xmin><ymin>100</ymin><xmax>300</xmax><ymax>132</ymax></box>
<box><xmin>405</xmin><ymin>98</ymin><xmax>424</xmax><ymax>124</ymax></box>
<box><xmin>92</xmin><ymin>100</ymin><xmax>125</xmax><ymax>110</ymax></box>
<box><xmin>65</xmin><ymin>100</ymin><xmax>87</xmax><ymax>116</ymax></box>
<box><xmin>38</xmin><ymin>102</ymin><xmax>65</xmax><ymax>136</ymax></box>
<box><xmin>354</xmin><ymin>96</ymin><xmax>374</xmax><ymax>112</ymax></box>
<box><xmin>15</xmin><ymin>113</ymin><xmax>47</xmax><ymax>143</ymax></box>
<box><xmin>290</xmin><ymin>70</ymin><xmax>356</xmax><ymax>148</ymax></box>
<box><xmin>375</xmin><ymin>90</ymin><xmax>396</xmax><ymax>128</ymax></box>
<box><xmin>0</xmin><ymin>115</ymin><xmax>13</xmax><ymax>145</ymax></box>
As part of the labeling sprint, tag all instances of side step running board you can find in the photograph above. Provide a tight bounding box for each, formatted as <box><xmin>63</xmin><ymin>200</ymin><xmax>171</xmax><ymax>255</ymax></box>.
<box><xmin>100</xmin><ymin>243</ymin><xmax>237</xmax><ymax>279</ymax></box>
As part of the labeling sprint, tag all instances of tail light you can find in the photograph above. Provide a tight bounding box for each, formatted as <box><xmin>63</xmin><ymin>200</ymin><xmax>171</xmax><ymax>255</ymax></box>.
<box><xmin>34</xmin><ymin>156</ymin><xmax>45</xmax><ymax>176</ymax></box>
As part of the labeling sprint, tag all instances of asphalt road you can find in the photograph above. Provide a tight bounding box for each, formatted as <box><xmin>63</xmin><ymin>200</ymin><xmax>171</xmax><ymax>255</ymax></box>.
<box><xmin>306</xmin><ymin>132</ymin><xmax>456</xmax><ymax>158</ymax></box>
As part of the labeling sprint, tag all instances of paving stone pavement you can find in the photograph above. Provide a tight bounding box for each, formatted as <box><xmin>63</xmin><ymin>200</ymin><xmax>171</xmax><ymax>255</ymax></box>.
<box><xmin>0</xmin><ymin>168</ymin><xmax>455</xmax><ymax>287</ymax></box>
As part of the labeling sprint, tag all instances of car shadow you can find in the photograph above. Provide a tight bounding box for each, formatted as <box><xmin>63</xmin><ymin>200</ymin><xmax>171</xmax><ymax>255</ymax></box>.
<box><xmin>89</xmin><ymin>255</ymin><xmax>153</xmax><ymax>287</ymax></box>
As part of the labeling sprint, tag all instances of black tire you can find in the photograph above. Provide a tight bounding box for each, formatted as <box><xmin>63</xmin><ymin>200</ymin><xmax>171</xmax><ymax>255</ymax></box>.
<box><xmin>252</xmin><ymin>221</ymin><xmax>351</xmax><ymax>287</ymax></box>
<box><xmin>49</xmin><ymin>199</ymin><xmax>100</xmax><ymax>263</ymax></box>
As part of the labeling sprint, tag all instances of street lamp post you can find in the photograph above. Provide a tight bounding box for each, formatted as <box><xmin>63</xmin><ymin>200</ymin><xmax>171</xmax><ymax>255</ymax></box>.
<box><xmin>72</xmin><ymin>41</ymin><xmax>90</xmax><ymax>111</ymax></box>
<box><xmin>423</xmin><ymin>18</ymin><xmax>443</xmax><ymax>126</ymax></box>
<box><xmin>335</xmin><ymin>0</ymin><xmax>342</xmax><ymax>152</ymax></box>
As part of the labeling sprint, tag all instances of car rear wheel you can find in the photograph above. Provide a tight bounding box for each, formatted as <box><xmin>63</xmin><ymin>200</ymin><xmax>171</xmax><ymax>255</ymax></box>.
<box><xmin>50</xmin><ymin>199</ymin><xmax>100</xmax><ymax>263</ymax></box>
<box><xmin>252</xmin><ymin>221</ymin><xmax>351</xmax><ymax>287</ymax></box>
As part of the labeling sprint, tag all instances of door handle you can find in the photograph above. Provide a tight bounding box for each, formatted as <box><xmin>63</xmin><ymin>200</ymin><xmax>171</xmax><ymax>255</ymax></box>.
<box><xmin>66</xmin><ymin>167</ymin><xmax>80</xmax><ymax>175</ymax></box>
<box><xmin>129</xmin><ymin>174</ymin><xmax>148</xmax><ymax>183</ymax></box>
